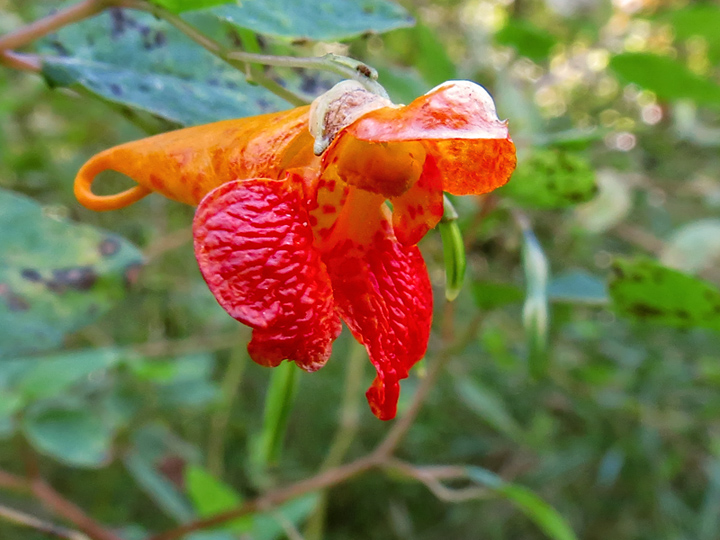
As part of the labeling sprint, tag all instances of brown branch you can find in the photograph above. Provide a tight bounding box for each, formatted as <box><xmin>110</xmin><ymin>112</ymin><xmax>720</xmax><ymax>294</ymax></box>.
<box><xmin>383</xmin><ymin>459</ymin><xmax>491</xmax><ymax>503</ymax></box>
<box><xmin>0</xmin><ymin>0</ymin><xmax>109</xmax><ymax>52</ymax></box>
<box><xmin>373</xmin><ymin>342</ymin><xmax>454</xmax><ymax>460</ymax></box>
<box><xmin>0</xmin><ymin>469</ymin><xmax>27</xmax><ymax>492</ymax></box>
<box><xmin>0</xmin><ymin>467</ymin><xmax>122</xmax><ymax>540</ymax></box>
<box><xmin>0</xmin><ymin>503</ymin><xmax>90</xmax><ymax>540</ymax></box>
<box><xmin>0</xmin><ymin>50</ymin><xmax>41</xmax><ymax>72</ymax></box>
<box><xmin>148</xmin><ymin>455</ymin><xmax>379</xmax><ymax>540</ymax></box>
<box><xmin>150</xmin><ymin>302</ymin><xmax>472</xmax><ymax>540</ymax></box>
<box><xmin>31</xmin><ymin>479</ymin><xmax>124</xmax><ymax>540</ymax></box>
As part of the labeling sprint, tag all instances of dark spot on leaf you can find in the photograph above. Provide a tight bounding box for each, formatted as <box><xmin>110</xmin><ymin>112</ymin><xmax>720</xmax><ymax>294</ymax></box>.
<box><xmin>154</xmin><ymin>31</ymin><xmax>166</xmax><ymax>47</ymax></box>
<box><xmin>675</xmin><ymin>309</ymin><xmax>691</xmax><ymax>320</ymax></box>
<box><xmin>610</xmin><ymin>264</ymin><xmax>625</xmax><ymax>279</ymax></box>
<box><xmin>47</xmin><ymin>267</ymin><xmax>98</xmax><ymax>293</ymax></box>
<box><xmin>291</xmin><ymin>38</ymin><xmax>310</xmax><ymax>46</ymax></box>
<box><xmin>257</xmin><ymin>99</ymin><xmax>272</xmax><ymax>112</ymax></box>
<box><xmin>110</xmin><ymin>9</ymin><xmax>129</xmax><ymax>39</ymax></box>
<box><xmin>6</xmin><ymin>293</ymin><xmax>30</xmax><ymax>312</ymax></box>
<box><xmin>627</xmin><ymin>303</ymin><xmax>664</xmax><ymax>318</ymax></box>
<box><xmin>124</xmin><ymin>263</ymin><xmax>143</xmax><ymax>288</ymax></box>
<box><xmin>363</xmin><ymin>5</ymin><xmax>375</xmax><ymax>13</ymax></box>
<box><xmin>0</xmin><ymin>284</ymin><xmax>30</xmax><ymax>312</ymax></box>
<box><xmin>48</xmin><ymin>40</ymin><xmax>70</xmax><ymax>56</ymax></box>
<box><xmin>207</xmin><ymin>77</ymin><xmax>220</xmax><ymax>87</ymax></box>
<box><xmin>99</xmin><ymin>237</ymin><xmax>121</xmax><ymax>257</ymax></box>
<box><xmin>224</xmin><ymin>81</ymin><xmax>238</xmax><ymax>90</ymax></box>
<box><xmin>109</xmin><ymin>83</ymin><xmax>123</xmax><ymax>96</ymax></box>
<box><xmin>566</xmin><ymin>191</ymin><xmax>587</xmax><ymax>202</ymax></box>
<box><xmin>21</xmin><ymin>268</ymin><xmax>43</xmax><ymax>282</ymax></box>
<box><xmin>138</xmin><ymin>82</ymin><xmax>151</xmax><ymax>93</ymax></box>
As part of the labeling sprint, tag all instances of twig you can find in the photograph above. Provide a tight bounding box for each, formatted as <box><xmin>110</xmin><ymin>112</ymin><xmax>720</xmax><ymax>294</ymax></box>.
<box><xmin>0</xmin><ymin>469</ymin><xmax>27</xmax><ymax>492</ymax></box>
<box><xmin>0</xmin><ymin>503</ymin><xmax>90</xmax><ymax>540</ymax></box>
<box><xmin>0</xmin><ymin>0</ymin><xmax>109</xmax><ymax>51</ymax></box>
<box><xmin>150</xmin><ymin>309</ymin><xmax>469</xmax><ymax>540</ymax></box>
<box><xmin>0</xmin><ymin>50</ymin><xmax>41</xmax><ymax>72</ymax></box>
<box><xmin>147</xmin><ymin>455</ymin><xmax>379</xmax><ymax>540</ymax></box>
<box><xmin>31</xmin><ymin>479</ymin><xmax>124</xmax><ymax>540</ymax></box>
<box><xmin>383</xmin><ymin>459</ymin><xmax>491</xmax><ymax>503</ymax></box>
<box><xmin>372</xmin><ymin>338</ymin><xmax>454</xmax><ymax>460</ymax></box>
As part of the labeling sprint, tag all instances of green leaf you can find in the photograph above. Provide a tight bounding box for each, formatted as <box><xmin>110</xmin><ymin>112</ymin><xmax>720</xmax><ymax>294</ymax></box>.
<box><xmin>0</xmin><ymin>189</ymin><xmax>143</xmax><ymax>358</ymax></box>
<box><xmin>185</xmin><ymin>465</ymin><xmax>252</xmax><ymax>532</ymax></box>
<box><xmin>466</xmin><ymin>467</ymin><xmax>577</xmax><ymax>540</ymax></box>
<box><xmin>663</xmin><ymin>4</ymin><xmax>720</xmax><ymax>46</ymax></box>
<box><xmin>547</xmin><ymin>270</ymin><xmax>608</xmax><ymax>305</ymax></box>
<box><xmin>8</xmin><ymin>348</ymin><xmax>121</xmax><ymax>402</ymax></box>
<box><xmin>660</xmin><ymin>219</ymin><xmax>720</xmax><ymax>275</ymax></box>
<box><xmin>574</xmin><ymin>170</ymin><xmax>632</xmax><ymax>233</ymax></box>
<box><xmin>124</xmin><ymin>450</ymin><xmax>195</xmax><ymax>522</ymax></box>
<box><xmin>496</xmin><ymin>20</ymin><xmax>556</xmax><ymax>62</ymax></box>
<box><xmin>41</xmin><ymin>9</ymin><xmax>287</xmax><ymax>127</ymax></box>
<box><xmin>609</xmin><ymin>53</ymin><xmax>720</xmax><ymax>106</ymax></box>
<box><xmin>252</xmin><ymin>494</ymin><xmax>319</xmax><ymax>540</ymax></box>
<box><xmin>23</xmin><ymin>402</ymin><xmax>114</xmax><ymax>468</ymax></box>
<box><xmin>471</xmin><ymin>280</ymin><xmax>524</xmax><ymax>311</ymax></box>
<box><xmin>501</xmin><ymin>149</ymin><xmax>597</xmax><ymax>208</ymax></box>
<box><xmin>455</xmin><ymin>379</ymin><xmax>523</xmax><ymax>441</ymax></box>
<box><xmin>150</xmin><ymin>0</ymin><xmax>233</xmax><ymax>13</ymax></box>
<box><xmin>609</xmin><ymin>257</ymin><xmax>720</xmax><ymax>330</ymax></box>
<box><xmin>210</xmin><ymin>0</ymin><xmax>414</xmax><ymax>41</ymax></box>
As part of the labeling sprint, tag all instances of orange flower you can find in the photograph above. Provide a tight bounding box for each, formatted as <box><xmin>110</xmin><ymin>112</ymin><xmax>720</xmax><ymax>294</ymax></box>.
<box><xmin>74</xmin><ymin>80</ymin><xmax>516</xmax><ymax>420</ymax></box>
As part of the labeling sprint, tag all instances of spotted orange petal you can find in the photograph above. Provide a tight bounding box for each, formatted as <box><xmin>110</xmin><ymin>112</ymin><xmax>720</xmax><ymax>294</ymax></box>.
<box><xmin>193</xmin><ymin>177</ymin><xmax>341</xmax><ymax>371</ymax></box>
<box><xmin>323</xmin><ymin>80</ymin><xmax>516</xmax><ymax>198</ymax></box>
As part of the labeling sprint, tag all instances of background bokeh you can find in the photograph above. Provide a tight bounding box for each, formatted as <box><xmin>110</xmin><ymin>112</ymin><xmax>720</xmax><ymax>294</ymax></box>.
<box><xmin>1</xmin><ymin>0</ymin><xmax>720</xmax><ymax>539</ymax></box>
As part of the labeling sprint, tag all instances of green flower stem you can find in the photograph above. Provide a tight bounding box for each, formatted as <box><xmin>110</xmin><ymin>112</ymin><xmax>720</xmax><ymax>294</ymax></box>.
<box><xmin>207</xmin><ymin>338</ymin><xmax>249</xmax><ymax>477</ymax></box>
<box><xmin>257</xmin><ymin>361</ymin><xmax>300</xmax><ymax>469</ymax></box>
<box><xmin>439</xmin><ymin>195</ymin><xmax>466</xmax><ymax>301</ymax></box>
<box><xmin>226</xmin><ymin>51</ymin><xmax>390</xmax><ymax>99</ymax></box>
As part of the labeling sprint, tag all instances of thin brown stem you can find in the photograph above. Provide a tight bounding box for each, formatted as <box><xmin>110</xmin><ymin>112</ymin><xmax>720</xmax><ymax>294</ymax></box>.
<box><xmin>383</xmin><ymin>459</ymin><xmax>491</xmax><ymax>503</ymax></box>
<box><xmin>0</xmin><ymin>503</ymin><xmax>90</xmax><ymax>540</ymax></box>
<box><xmin>31</xmin><ymin>479</ymin><xmax>124</xmax><ymax>540</ymax></box>
<box><xmin>0</xmin><ymin>50</ymin><xmax>41</xmax><ymax>72</ymax></box>
<box><xmin>0</xmin><ymin>469</ymin><xmax>27</xmax><ymax>492</ymax></box>
<box><xmin>373</xmin><ymin>343</ymin><xmax>453</xmax><ymax>460</ymax></box>
<box><xmin>148</xmin><ymin>455</ymin><xmax>379</xmax><ymax>540</ymax></box>
<box><xmin>0</xmin><ymin>0</ymin><xmax>109</xmax><ymax>51</ymax></box>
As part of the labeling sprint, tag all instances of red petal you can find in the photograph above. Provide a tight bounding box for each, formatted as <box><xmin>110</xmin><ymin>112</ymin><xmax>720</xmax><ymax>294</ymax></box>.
<box><xmin>193</xmin><ymin>178</ymin><xmax>341</xmax><ymax>371</ymax></box>
<box><xmin>390</xmin><ymin>154</ymin><xmax>444</xmax><ymax>246</ymax></box>
<box><xmin>325</xmin><ymin>213</ymin><xmax>433</xmax><ymax>420</ymax></box>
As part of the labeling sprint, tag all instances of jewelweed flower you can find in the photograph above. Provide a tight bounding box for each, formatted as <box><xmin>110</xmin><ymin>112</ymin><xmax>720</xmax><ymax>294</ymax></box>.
<box><xmin>74</xmin><ymin>80</ymin><xmax>516</xmax><ymax>420</ymax></box>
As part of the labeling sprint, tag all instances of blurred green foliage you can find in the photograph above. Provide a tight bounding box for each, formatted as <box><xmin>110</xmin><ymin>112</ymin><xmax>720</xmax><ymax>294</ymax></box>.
<box><xmin>2</xmin><ymin>0</ymin><xmax>720</xmax><ymax>539</ymax></box>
